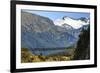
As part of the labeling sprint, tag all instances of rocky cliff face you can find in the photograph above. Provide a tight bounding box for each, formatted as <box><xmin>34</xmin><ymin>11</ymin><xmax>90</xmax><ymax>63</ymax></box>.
<box><xmin>21</xmin><ymin>11</ymin><xmax>55</xmax><ymax>32</ymax></box>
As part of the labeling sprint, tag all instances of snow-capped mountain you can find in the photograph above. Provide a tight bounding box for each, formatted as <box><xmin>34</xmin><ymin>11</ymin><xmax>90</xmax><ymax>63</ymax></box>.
<box><xmin>54</xmin><ymin>16</ymin><xmax>89</xmax><ymax>29</ymax></box>
<box><xmin>21</xmin><ymin>11</ymin><xmax>90</xmax><ymax>55</ymax></box>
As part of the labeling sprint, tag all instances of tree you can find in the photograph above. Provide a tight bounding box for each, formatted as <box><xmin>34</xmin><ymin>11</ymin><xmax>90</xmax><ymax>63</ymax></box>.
<box><xmin>73</xmin><ymin>25</ymin><xmax>90</xmax><ymax>60</ymax></box>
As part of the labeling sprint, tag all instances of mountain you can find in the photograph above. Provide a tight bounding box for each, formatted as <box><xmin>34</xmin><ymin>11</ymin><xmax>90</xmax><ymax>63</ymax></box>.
<box><xmin>21</xmin><ymin>12</ymin><xmax>55</xmax><ymax>33</ymax></box>
<box><xmin>21</xmin><ymin>11</ymin><xmax>77</xmax><ymax>48</ymax></box>
<box><xmin>54</xmin><ymin>16</ymin><xmax>89</xmax><ymax>38</ymax></box>
<box><xmin>21</xmin><ymin>11</ymin><xmax>89</xmax><ymax>55</ymax></box>
<box><xmin>54</xmin><ymin>16</ymin><xmax>89</xmax><ymax>29</ymax></box>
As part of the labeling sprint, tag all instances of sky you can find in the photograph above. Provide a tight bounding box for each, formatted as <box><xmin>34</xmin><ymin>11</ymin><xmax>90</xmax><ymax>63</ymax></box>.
<box><xmin>22</xmin><ymin>9</ymin><xmax>90</xmax><ymax>22</ymax></box>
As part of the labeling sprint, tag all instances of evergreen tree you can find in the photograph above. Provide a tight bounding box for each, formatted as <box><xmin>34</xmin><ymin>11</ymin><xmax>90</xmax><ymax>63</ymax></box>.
<box><xmin>73</xmin><ymin>25</ymin><xmax>90</xmax><ymax>60</ymax></box>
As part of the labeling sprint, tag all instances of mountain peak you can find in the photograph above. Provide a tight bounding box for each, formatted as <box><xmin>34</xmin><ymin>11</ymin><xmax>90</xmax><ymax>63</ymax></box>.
<box><xmin>54</xmin><ymin>16</ymin><xmax>89</xmax><ymax>29</ymax></box>
<box><xmin>62</xmin><ymin>16</ymin><xmax>71</xmax><ymax>20</ymax></box>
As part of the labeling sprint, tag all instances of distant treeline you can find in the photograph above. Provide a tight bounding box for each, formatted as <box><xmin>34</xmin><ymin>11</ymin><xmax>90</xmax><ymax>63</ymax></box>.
<box><xmin>30</xmin><ymin>46</ymin><xmax>73</xmax><ymax>51</ymax></box>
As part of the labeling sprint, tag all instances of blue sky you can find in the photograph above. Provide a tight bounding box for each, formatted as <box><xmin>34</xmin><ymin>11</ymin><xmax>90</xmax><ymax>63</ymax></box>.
<box><xmin>22</xmin><ymin>9</ymin><xmax>90</xmax><ymax>21</ymax></box>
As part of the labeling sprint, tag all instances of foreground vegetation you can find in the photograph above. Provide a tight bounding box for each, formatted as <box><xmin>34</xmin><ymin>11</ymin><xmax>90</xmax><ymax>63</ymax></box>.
<box><xmin>21</xmin><ymin>48</ymin><xmax>75</xmax><ymax>63</ymax></box>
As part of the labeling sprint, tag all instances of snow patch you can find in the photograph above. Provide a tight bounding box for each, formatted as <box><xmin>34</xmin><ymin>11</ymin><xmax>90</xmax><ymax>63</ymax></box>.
<box><xmin>54</xmin><ymin>17</ymin><xmax>89</xmax><ymax>29</ymax></box>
